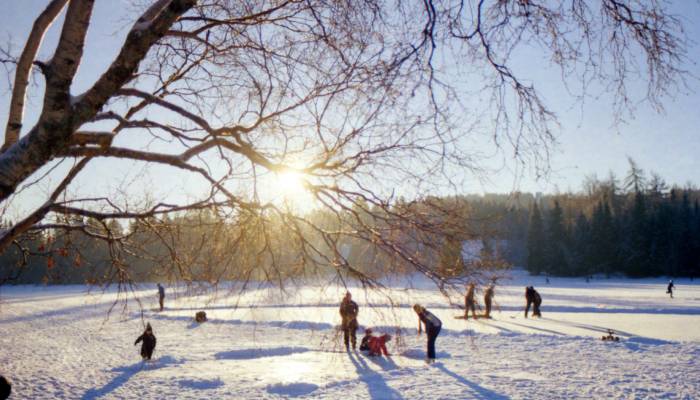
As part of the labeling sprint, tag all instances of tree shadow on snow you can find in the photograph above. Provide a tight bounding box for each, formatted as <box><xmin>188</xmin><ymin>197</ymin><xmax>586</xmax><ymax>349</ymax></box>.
<box><xmin>348</xmin><ymin>351</ymin><xmax>403</xmax><ymax>400</ymax></box>
<box><xmin>435</xmin><ymin>364</ymin><xmax>509</xmax><ymax>400</ymax></box>
<box><xmin>214</xmin><ymin>346</ymin><xmax>310</xmax><ymax>360</ymax></box>
<box><xmin>80</xmin><ymin>356</ymin><xmax>183</xmax><ymax>399</ymax></box>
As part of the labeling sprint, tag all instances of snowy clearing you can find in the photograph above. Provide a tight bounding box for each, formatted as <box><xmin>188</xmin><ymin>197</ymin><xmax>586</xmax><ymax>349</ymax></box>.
<box><xmin>1</xmin><ymin>272</ymin><xmax>699</xmax><ymax>399</ymax></box>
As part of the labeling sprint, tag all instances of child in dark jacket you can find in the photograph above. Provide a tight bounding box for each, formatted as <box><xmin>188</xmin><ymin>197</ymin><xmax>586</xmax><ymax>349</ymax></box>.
<box><xmin>134</xmin><ymin>323</ymin><xmax>157</xmax><ymax>360</ymax></box>
<box><xmin>360</xmin><ymin>328</ymin><xmax>373</xmax><ymax>351</ymax></box>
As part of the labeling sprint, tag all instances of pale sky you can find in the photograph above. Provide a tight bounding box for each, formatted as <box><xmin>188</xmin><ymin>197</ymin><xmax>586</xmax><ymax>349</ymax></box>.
<box><xmin>1</xmin><ymin>0</ymin><xmax>699</xmax><ymax>214</ymax></box>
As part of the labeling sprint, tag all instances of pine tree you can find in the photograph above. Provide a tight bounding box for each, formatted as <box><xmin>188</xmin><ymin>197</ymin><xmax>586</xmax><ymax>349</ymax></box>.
<box><xmin>545</xmin><ymin>201</ymin><xmax>569</xmax><ymax>275</ymax></box>
<box><xmin>526</xmin><ymin>203</ymin><xmax>546</xmax><ymax>275</ymax></box>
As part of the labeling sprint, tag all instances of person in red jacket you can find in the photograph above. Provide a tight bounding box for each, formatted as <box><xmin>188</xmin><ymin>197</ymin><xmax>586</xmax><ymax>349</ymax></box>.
<box><xmin>368</xmin><ymin>333</ymin><xmax>392</xmax><ymax>357</ymax></box>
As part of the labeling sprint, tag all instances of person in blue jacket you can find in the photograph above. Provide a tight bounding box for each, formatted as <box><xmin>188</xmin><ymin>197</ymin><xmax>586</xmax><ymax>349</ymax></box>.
<box><xmin>413</xmin><ymin>304</ymin><xmax>442</xmax><ymax>363</ymax></box>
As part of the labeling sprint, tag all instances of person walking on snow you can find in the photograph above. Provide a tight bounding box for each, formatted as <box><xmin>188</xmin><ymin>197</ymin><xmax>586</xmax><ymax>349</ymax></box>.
<box><xmin>157</xmin><ymin>283</ymin><xmax>165</xmax><ymax>311</ymax></box>
<box><xmin>525</xmin><ymin>286</ymin><xmax>542</xmax><ymax>318</ymax></box>
<box><xmin>339</xmin><ymin>291</ymin><xmax>359</xmax><ymax>350</ymax></box>
<box><xmin>413</xmin><ymin>304</ymin><xmax>442</xmax><ymax>363</ymax></box>
<box><xmin>483</xmin><ymin>284</ymin><xmax>495</xmax><ymax>318</ymax></box>
<box><xmin>667</xmin><ymin>280</ymin><xmax>675</xmax><ymax>298</ymax></box>
<box><xmin>464</xmin><ymin>282</ymin><xmax>477</xmax><ymax>319</ymax></box>
<box><xmin>134</xmin><ymin>323</ymin><xmax>157</xmax><ymax>360</ymax></box>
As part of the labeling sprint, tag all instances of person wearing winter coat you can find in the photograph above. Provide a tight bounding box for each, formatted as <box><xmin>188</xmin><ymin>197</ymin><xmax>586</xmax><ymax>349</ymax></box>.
<box><xmin>525</xmin><ymin>286</ymin><xmax>542</xmax><ymax>318</ymax></box>
<box><xmin>667</xmin><ymin>280</ymin><xmax>675</xmax><ymax>298</ymax></box>
<box><xmin>483</xmin><ymin>284</ymin><xmax>495</xmax><ymax>318</ymax></box>
<box><xmin>157</xmin><ymin>283</ymin><xmax>166</xmax><ymax>311</ymax></box>
<box><xmin>413</xmin><ymin>304</ymin><xmax>442</xmax><ymax>363</ymax></box>
<box><xmin>339</xmin><ymin>292</ymin><xmax>359</xmax><ymax>350</ymax></box>
<box><xmin>360</xmin><ymin>328</ymin><xmax>373</xmax><ymax>351</ymax></box>
<box><xmin>134</xmin><ymin>323</ymin><xmax>157</xmax><ymax>360</ymax></box>
<box><xmin>368</xmin><ymin>333</ymin><xmax>392</xmax><ymax>357</ymax></box>
<box><xmin>0</xmin><ymin>375</ymin><xmax>11</xmax><ymax>400</ymax></box>
<box><xmin>464</xmin><ymin>282</ymin><xmax>477</xmax><ymax>319</ymax></box>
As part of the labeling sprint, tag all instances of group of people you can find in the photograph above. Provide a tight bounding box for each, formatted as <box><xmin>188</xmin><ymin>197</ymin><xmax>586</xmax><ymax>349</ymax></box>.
<box><xmin>463</xmin><ymin>282</ymin><xmax>496</xmax><ymax>319</ymax></box>
<box><xmin>339</xmin><ymin>283</ymin><xmax>548</xmax><ymax>363</ymax></box>
<box><xmin>339</xmin><ymin>291</ymin><xmax>443</xmax><ymax>363</ymax></box>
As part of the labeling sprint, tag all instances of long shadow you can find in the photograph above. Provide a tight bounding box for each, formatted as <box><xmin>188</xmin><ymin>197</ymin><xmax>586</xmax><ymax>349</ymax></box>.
<box><xmin>80</xmin><ymin>362</ymin><xmax>144</xmax><ymax>399</ymax></box>
<box><xmin>348</xmin><ymin>351</ymin><xmax>403</xmax><ymax>400</ymax></box>
<box><xmin>215</xmin><ymin>346</ymin><xmax>310</xmax><ymax>360</ymax></box>
<box><xmin>149</xmin><ymin>313</ymin><xmax>334</xmax><ymax>331</ymax></box>
<box><xmin>541</xmin><ymin>317</ymin><xmax>638</xmax><ymax>337</ymax></box>
<box><xmin>496</xmin><ymin>320</ymin><xmax>567</xmax><ymax>336</ymax></box>
<box><xmin>364</xmin><ymin>354</ymin><xmax>399</xmax><ymax>371</ymax></box>
<box><xmin>435</xmin><ymin>364</ymin><xmax>510</xmax><ymax>400</ymax></box>
<box><xmin>81</xmin><ymin>356</ymin><xmax>184</xmax><ymax>399</ymax></box>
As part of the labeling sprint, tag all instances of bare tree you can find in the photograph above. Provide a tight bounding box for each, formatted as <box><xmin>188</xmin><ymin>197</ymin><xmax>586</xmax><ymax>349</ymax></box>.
<box><xmin>0</xmin><ymin>0</ymin><xmax>691</xmax><ymax>290</ymax></box>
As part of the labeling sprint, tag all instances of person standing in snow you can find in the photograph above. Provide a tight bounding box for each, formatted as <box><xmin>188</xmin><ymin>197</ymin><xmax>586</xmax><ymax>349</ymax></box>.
<box><xmin>413</xmin><ymin>304</ymin><xmax>442</xmax><ymax>363</ymax></box>
<box><xmin>339</xmin><ymin>291</ymin><xmax>359</xmax><ymax>351</ymax></box>
<box><xmin>464</xmin><ymin>282</ymin><xmax>477</xmax><ymax>320</ymax></box>
<box><xmin>134</xmin><ymin>323</ymin><xmax>157</xmax><ymax>360</ymax></box>
<box><xmin>0</xmin><ymin>375</ymin><xmax>11</xmax><ymax>400</ymax></box>
<box><xmin>483</xmin><ymin>284</ymin><xmax>495</xmax><ymax>318</ymax></box>
<box><xmin>157</xmin><ymin>283</ymin><xmax>165</xmax><ymax>311</ymax></box>
<box><xmin>666</xmin><ymin>280</ymin><xmax>675</xmax><ymax>298</ymax></box>
<box><xmin>368</xmin><ymin>333</ymin><xmax>392</xmax><ymax>357</ymax></box>
<box><xmin>525</xmin><ymin>286</ymin><xmax>542</xmax><ymax>318</ymax></box>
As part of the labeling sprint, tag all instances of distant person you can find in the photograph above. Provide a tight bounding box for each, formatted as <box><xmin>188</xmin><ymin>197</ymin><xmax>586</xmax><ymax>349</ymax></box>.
<box><xmin>134</xmin><ymin>323</ymin><xmax>157</xmax><ymax>360</ymax></box>
<box><xmin>546</xmin><ymin>277</ymin><xmax>550</xmax><ymax>284</ymax></box>
<box><xmin>0</xmin><ymin>375</ymin><xmax>11</xmax><ymax>400</ymax></box>
<box><xmin>464</xmin><ymin>282</ymin><xmax>477</xmax><ymax>319</ymax></box>
<box><xmin>360</xmin><ymin>328</ymin><xmax>373</xmax><ymax>352</ymax></box>
<box><xmin>483</xmin><ymin>284</ymin><xmax>495</xmax><ymax>318</ymax></box>
<box><xmin>525</xmin><ymin>286</ymin><xmax>542</xmax><ymax>318</ymax></box>
<box><xmin>368</xmin><ymin>333</ymin><xmax>392</xmax><ymax>357</ymax></box>
<box><xmin>666</xmin><ymin>280</ymin><xmax>675</xmax><ymax>298</ymax></box>
<box><xmin>413</xmin><ymin>304</ymin><xmax>442</xmax><ymax>363</ymax></box>
<box><xmin>157</xmin><ymin>283</ymin><xmax>165</xmax><ymax>311</ymax></box>
<box><xmin>339</xmin><ymin>291</ymin><xmax>359</xmax><ymax>351</ymax></box>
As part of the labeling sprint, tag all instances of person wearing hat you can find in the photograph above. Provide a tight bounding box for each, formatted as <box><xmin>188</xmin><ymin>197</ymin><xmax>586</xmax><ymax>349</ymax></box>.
<box><xmin>413</xmin><ymin>304</ymin><xmax>442</xmax><ymax>363</ymax></box>
<box><xmin>339</xmin><ymin>291</ymin><xmax>359</xmax><ymax>351</ymax></box>
<box><xmin>134</xmin><ymin>323</ymin><xmax>157</xmax><ymax>360</ymax></box>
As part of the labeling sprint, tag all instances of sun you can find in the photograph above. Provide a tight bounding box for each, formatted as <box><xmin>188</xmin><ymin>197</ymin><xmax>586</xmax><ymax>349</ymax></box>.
<box><xmin>273</xmin><ymin>169</ymin><xmax>313</xmax><ymax>209</ymax></box>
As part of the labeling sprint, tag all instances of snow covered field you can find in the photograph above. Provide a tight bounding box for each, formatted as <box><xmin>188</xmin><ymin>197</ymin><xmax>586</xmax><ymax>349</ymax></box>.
<box><xmin>1</xmin><ymin>272</ymin><xmax>699</xmax><ymax>399</ymax></box>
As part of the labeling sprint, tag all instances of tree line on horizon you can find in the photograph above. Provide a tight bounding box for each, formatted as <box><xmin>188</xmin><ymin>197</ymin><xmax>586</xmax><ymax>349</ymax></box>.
<box><xmin>2</xmin><ymin>161</ymin><xmax>699</xmax><ymax>284</ymax></box>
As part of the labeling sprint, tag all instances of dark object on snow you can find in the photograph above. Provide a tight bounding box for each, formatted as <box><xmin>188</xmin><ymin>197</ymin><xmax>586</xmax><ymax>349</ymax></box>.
<box><xmin>413</xmin><ymin>304</ymin><xmax>442</xmax><ymax>362</ymax></box>
<box><xmin>464</xmin><ymin>283</ymin><xmax>477</xmax><ymax>320</ymax></box>
<box><xmin>157</xmin><ymin>283</ymin><xmax>165</xmax><ymax>311</ymax></box>
<box><xmin>339</xmin><ymin>292</ymin><xmax>359</xmax><ymax>350</ymax></box>
<box><xmin>368</xmin><ymin>333</ymin><xmax>392</xmax><ymax>357</ymax></box>
<box><xmin>0</xmin><ymin>375</ymin><xmax>11</xmax><ymax>400</ymax></box>
<box><xmin>195</xmin><ymin>311</ymin><xmax>208</xmax><ymax>323</ymax></box>
<box><xmin>483</xmin><ymin>284</ymin><xmax>495</xmax><ymax>318</ymax></box>
<box><xmin>667</xmin><ymin>280</ymin><xmax>675</xmax><ymax>298</ymax></box>
<box><xmin>525</xmin><ymin>286</ymin><xmax>542</xmax><ymax>318</ymax></box>
<box><xmin>134</xmin><ymin>323</ymin><xmax>157</xmax><ymax>360</ymax></box>
<box><xmin>360</xmin><ymin>328</ymin><xmax>372</xmax><ymax>351</ymax></box>
<box><xmin>601</xmin><ymin>329</ymin><xmax>620</xmax><ymax>342</ymax></box>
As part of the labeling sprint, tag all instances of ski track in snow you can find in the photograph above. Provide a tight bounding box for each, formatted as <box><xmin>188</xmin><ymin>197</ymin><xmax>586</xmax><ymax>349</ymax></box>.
<box><xmin>1</xmin><ymin>272</ymin><xmax>700</xmax><ymax>399</ymax></box>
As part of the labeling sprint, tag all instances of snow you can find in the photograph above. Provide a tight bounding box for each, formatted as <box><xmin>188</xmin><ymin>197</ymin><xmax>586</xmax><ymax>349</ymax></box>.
<box><xmin>1</xmin><ymin>271</ymin><xmax>699</xmax><ymax>399</ymax></box>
